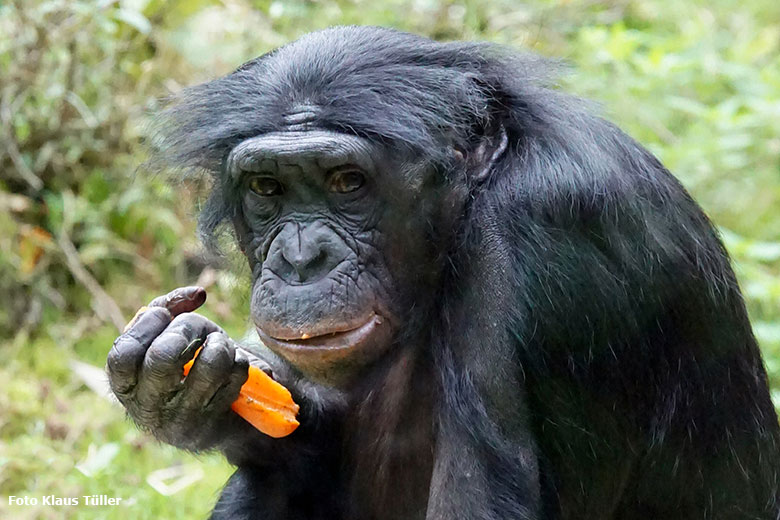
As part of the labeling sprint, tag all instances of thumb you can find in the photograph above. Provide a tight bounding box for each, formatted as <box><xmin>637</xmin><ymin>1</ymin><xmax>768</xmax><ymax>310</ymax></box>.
<box><xmin>148</xmin><ymin>286</ymin><xmax>207</xmax><ymax>317</ymax></box>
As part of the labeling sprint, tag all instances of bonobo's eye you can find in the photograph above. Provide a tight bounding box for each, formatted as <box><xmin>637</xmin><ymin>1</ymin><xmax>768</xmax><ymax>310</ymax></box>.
<box><xmin>247</xmin><ymin>176</ymin><xmax>283</xmax><ymax>197</ymax></box>
<box><xmin>327</xmin><ymin>166</ymin><xmax>366</xmax><ymax>194</ymax></box>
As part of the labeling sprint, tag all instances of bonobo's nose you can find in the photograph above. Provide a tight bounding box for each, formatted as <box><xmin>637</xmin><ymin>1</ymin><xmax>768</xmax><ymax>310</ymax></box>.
<box><xmin>264</xmin><ymin>221</ymin><xmax>344</xmax><ymax>284</ymax></box>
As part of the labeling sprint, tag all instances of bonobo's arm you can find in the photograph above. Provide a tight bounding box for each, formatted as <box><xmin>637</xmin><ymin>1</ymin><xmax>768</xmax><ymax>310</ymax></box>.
<box><xmin>106</xmin><ymin>287</ymin><xmax>345</xmax><ymax>471</ymax></box>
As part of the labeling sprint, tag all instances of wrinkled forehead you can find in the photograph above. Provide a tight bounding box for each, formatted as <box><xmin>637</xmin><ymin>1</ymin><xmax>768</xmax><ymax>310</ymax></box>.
<box><xmin>226</xmin><ymin>129</ymin><xmax>378</xmax><ymax>179</ymax></box>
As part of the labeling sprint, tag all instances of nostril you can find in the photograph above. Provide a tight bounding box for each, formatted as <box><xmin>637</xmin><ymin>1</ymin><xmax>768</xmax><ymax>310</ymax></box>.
<box><xmin>290</xmin><ymin>249</ymin><xmax>324</xmax><ymax>274</ymax></box>
<box><xmin>265</xmin><ymin>222</ymin><xmax>344</xmax><ymax>284</ymax></box>
<box><xmin>284</xmin><ymin>246</ymin><xmax>329</xmax><ymax>283</ymax></box>
<box><xmin>295</xmin><ymin>249</ymin><xmax>325</xmax><ymax>268</ymax></box>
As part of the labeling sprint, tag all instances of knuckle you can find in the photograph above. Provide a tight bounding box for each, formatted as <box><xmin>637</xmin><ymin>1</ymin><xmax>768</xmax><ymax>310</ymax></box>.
<box><xmin>233</xmin><ymin>350</ymin><xmax>250</xmax><ymax>371</ymax></box>
<box><xmin>206</xmin><ymin>330</ymin><xmax>229</xmax><ymax>344</ymax></box>
<box><xmin>196</xmin><ymin>345</ymin><xmax>232</xmax><ymax>377</ymax></box>
<box><xmin>125</xmin><ymin>307</ymin><xmax>172</xmax><ymax>343</ymax></box>
<box><xmin>169</xmin><ymin>313</ymin><xmax>208</xmax><ymax>337</ymax></box>
<box><xmin>136</xmin><ymin>307</ymin><xmax>172</xmax><ymax>329</ymax></box>
<box><xmin>148</xmin><ymin>290</ymin><xmax>175</xmax><ymax>307</ymax></box>
<box><xmin>167</xmin><ymin>314</ymin><xmax>194</xmax><ymax>334</ymax></box>
<box><xmin>106</xmin><ymin>345</ymin><xmax>123</xmax><ymax>373</ymax></box>
<box><xmin>175</xmin><ymin>312</ymin><xmax>220</xmax><ymax>334</ymax></box>
<box><xmin>173</xmin><ymin>312</ymin><xmax>205</xmax><ymax>325</ymax></box>
<box><xmin>144</xmin><ymin>333</ymin><xmax>187</xmax><ymax>370</ymax></box>
<box><xmin>107</xmin><ymin>336</ymin><xmax>142</xmax><ymax>374</ymax></box>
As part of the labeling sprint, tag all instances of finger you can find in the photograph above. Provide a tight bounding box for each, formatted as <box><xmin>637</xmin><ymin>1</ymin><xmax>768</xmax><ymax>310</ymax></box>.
<box><xmin>136</xmin><ymin>313</ymin><xmax>223</xmax><ymax>403</ymax></box>
<box><xmin>237</xmin><ymin>346</ymin><xmax>274</xmax><ymax>378</ymax></box>
<box><xmin>123</xmin><ymin>306</ymin><xmax>149</xmax><ymax>333</ymax></box>
<box><xmin>123</xmin><ymin>306</ymin><xmax>172</xmax><ymax>345</ymax></box>
<box><xmin>108</xmin><ymin>307</ymin><xmax>172</xmax><ymax>395</ymax></box>
<box><xmin>148</xmin><ymin>286</ymin><xmax>207</xmax><ymax>317</ymax></box>
<box><xmin>184</xmin><ymin>332</ymin><xmax>246</xmax><ymax>410</ymax></box>
<box><xmin>122</xmin><ymin>287</ymin><xmax>205</xmax><ymax>333</ymax></box>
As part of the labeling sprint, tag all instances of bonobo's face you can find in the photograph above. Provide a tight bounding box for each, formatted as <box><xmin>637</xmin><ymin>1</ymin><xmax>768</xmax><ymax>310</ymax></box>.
<box><xmin>226</xmin><ymin>119</ymin><xmax>441</xmax><ymax>385</ymax></box>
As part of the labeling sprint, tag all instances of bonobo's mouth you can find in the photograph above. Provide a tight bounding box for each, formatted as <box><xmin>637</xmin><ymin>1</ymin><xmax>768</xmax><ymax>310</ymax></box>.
<box><xmin>257</xmin><ymin>314</ymin><xmax>384</xmax><ymax>350</ymax></box>
<box><xmin>255</xmin><ymin>314</ymin><xmax>395</xmax><ymax>385</ymax></box>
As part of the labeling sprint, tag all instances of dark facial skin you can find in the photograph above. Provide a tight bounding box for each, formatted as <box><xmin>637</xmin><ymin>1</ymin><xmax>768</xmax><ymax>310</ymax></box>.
<box><xmin>226</xmin><ymin>123</ymin><xmax>449</xmax><ymax>385</ymax></box>
<box><xmin>106</xmin><ymin>121</ymin><xmax>448</xmax><ymax>462</ymax></box>
<box><xmin>229</xmin><ymin>129</ymin><xmax>402</xmax><ymax>384</ymax></box>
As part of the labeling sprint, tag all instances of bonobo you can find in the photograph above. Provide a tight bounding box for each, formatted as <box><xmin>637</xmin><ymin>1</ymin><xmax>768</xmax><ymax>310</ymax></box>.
<box><xmin>107</xmin><ymin>26</ymin><xmax>780</xmax><ymax>519</ymax></box>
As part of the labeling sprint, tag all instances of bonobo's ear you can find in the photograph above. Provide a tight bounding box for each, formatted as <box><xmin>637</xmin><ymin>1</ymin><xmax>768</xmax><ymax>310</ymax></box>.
<box><xmin>453</xmin><ymin>121</ymin><xmax>508</xmax><ymax>183</ymax></box>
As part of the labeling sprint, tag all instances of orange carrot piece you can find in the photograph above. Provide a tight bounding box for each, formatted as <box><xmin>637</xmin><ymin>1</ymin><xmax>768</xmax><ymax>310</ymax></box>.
<box><xmin>124</xmin><ymin>306</ymin><xmax>300</xmax><ymax>438</ymax></box>
<box><xmin>182</xmin><ymin>346</ymin><xmax>300</xmax><ymax>438</ymax></box>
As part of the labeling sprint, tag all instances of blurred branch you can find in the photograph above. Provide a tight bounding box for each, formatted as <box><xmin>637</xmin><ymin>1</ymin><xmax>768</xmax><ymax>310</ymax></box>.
<box><xmin>3</xmin><ymin>138</ymin><xmax>44</xmax><ymax>191</ymax></box>
<box><xmin>0</xmin><ymin>90</ymin><xmax>43</xmax><ymax>191</ymax></box>
<box><xmin>56</xmin><ymin>231</ymin><xmax>126</xmax><ymax>331</ymax></box>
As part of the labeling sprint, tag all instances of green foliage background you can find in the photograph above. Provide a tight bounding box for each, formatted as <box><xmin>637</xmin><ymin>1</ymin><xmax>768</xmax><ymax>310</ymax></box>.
<box><xmin>0</xmin><ymin>0</ymin><xmax>778</xmax><ymax>518</ymax></box>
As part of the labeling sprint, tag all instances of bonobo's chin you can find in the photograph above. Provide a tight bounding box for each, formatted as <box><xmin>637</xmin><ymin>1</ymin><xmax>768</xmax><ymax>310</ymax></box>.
<box><xmin>255</xmin><ymin>313</ymin><xmax>395</xmax><ymax>386</ymax></box>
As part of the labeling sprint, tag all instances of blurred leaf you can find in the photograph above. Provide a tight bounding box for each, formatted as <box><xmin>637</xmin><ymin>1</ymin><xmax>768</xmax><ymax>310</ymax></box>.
<box><xmin>18</xmin><ymin>226</ymin><xmax>53</xmax><ymax>276</ymax></box>
<box><xmin>75</xmin><ymin>442</ymin><xmax>120</xmax><ymax>476</ymax></box>
<box><xmin>721</xmin><ymin>229</ymin><xmax>780</xmax><ymax>262</ymax></box>
<box><xmin>114</xmin><ymin>7</ymin><xmax>152</xmax><ymax>34</ymax></box>
<box><xmin>755</xmin><ymin>322</ymin><xmax>780</xmax><ymax>346</ymax></box>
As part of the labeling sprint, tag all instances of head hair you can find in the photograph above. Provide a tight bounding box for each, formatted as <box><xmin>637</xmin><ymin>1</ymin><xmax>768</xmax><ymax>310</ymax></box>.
<box><xmin>150</xmin><ymin>26</ymin><xmax>582</xmax><ymax>243</ymax></box>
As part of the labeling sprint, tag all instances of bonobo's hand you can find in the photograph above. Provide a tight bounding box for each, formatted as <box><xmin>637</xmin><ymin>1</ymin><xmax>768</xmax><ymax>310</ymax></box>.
<box><xmin>107</xmin><ymin>287</ymin><xmax>266</xmax><ymax>452</ymax></box>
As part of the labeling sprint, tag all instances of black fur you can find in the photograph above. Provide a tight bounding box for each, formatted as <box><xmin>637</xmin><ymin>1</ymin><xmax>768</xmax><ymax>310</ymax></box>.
<box><xmin>148</xmin><ymin>26</ymin><xmax>780</xmax><ymax>519</ymax></box>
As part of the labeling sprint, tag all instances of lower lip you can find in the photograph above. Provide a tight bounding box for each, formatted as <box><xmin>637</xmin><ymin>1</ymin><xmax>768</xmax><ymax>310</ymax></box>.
<box><xmin>257</xmin><ymin>314</ymin><xmax>383</xmax><ymax>351</ymax></box>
